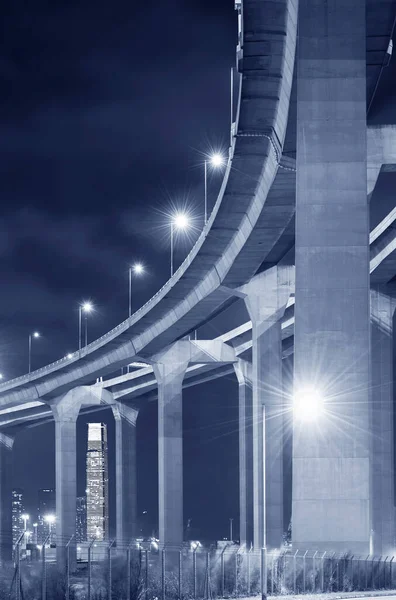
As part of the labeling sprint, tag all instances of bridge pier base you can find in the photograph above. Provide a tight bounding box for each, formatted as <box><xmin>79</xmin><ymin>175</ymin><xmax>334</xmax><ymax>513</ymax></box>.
<box><xmin>0</xmin><ymin>433</ymin><xmax>14</xmax><ymax>563</ymax></box>
<box><xmin>370</xmin><ymin>289</ymin><xmax>396</xmax><ymax>555</ymax></box>
<box><xmin>241</xmin><ymin>266</ymin><xmax>294</xmax><ymax>550</ymax></box>
<box><xmin>111</xmin><ymin>403</ymin><xmax>138</xmax><ymax>548</ymax></box>
<box><xmin>234</xmin><ymin>359</ymin><xmax>253</xmax><ymax>549</ymax></box>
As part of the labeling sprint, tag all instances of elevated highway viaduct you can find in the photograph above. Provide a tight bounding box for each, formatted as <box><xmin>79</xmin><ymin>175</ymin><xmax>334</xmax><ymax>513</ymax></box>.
<box><xmin>0</xmin><ymin>0</ymin><xmax>395</xmax><ymax>565</ymax></box>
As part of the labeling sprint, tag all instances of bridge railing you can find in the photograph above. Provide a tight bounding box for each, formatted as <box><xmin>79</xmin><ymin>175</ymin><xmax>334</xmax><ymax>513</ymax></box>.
<box><xmin>8</xmin><ymin>542</ymin><xmax>396</xmax><ymax>600</ymax></box>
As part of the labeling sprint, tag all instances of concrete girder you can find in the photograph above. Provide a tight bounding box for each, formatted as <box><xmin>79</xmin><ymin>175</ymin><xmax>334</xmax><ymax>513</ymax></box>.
<box><xmin>367</xmin><ymin>125</ymin><xmax>396</xmax><ymax>198</ymax></box>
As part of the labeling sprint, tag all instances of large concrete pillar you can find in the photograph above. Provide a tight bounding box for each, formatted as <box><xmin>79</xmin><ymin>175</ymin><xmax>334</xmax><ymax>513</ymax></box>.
<box><xmin>293</xmin><ymin>0</ymin><xmax>370</xmax><ymax>553</ymax></box>
<box><xmin>153</xmin><ymin>346</ymin><xmax>188</xmax><ymax>550</ymax></box>
<box><xmin>51</xmin><ymin>391</ymin><xmax>82</xmax><ymax>568</ymax></box>
<box><xmin>241</xmin><ymin>266</ymin><xmax>294</xmax><ymax>549</ymax></box>
<box><xmin>0</xmin><ymin>433</ymin><xmax>14</xmax><ymax>563</ymax></box>
<box><xmin>370</xmin><ymin>289</ymin><xmax>396</xmax><ymax>555</ymax></box>
<box><xmin>234</xmin><ymin>359</ymin><xmax>253</xmax><ymax>548</ymax></box>
<box><xmin>111</xmin><ymin>403</ymin><xmax>138</xmax><ymax>546</ymax></box>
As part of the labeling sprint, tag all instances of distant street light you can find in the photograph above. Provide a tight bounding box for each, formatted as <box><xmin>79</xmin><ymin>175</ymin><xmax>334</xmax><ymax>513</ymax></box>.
<box><xmin>21</xmin><ymin>513</ymin><xmax>29</xmax><ymax>531</ymax></box>
<box><xmin>44</xmin><ymin>514</ymin><xmax>56</xmax><ymax>543</ymax></box>
<box><xmin>129</xmin><ymin>263</ymin><xmax>145</xmax><ymax>318</ymax></box>
<box><xmin>28</xmin><ymin>332</ymin><xmax>40</xmax><ymax>374</ymax></box>
<box><xmin>78</xmin><ymin>302</ymin><xmax>93</xmax><ymax>351</ymax></box>
<box><xmin>170</xmin><ymin>213</ymin><xmax>191</xmax><ymax>276</ymax></box>
<box><xmin>204</xmin><ymin>153</ymin><xmax>226</xmax><ymax>224</ymax></box>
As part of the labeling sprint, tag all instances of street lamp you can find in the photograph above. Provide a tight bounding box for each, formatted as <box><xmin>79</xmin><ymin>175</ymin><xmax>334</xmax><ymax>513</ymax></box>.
<box><xmin>170</xmin><ymin>212</ymin><xmax>190</xmax><ymax>276</ymax></box>
<box><xmin>21</xmin><ymin>513</ymin><xmax>29</xmax><ymax>531</ymax></box>
<box><xmin>78</xmin><ymin>302</ymin><xmax>93</xmax><ymax>351</ymax></box>
<box><xmin>204</xmin><ymin>153</ymin><xmax>226</xmax><ymax>224</ymax></box>
<box><xmin>45</xmin><ymin>514</ymin><xmax>56</xmax><ymax>543</ymax></box>
<box><xmin>129</xmin><ymin>263</ymin><xmax>145</xmax><ymax>318</ymax></box>
<box><xmin>33</xmin><ymin>522</ymin><xmax>38</xmax><ymax>544</ymax></box>
<box><xmin>28</xmin><ymin>332</ymin><xmax>40</xmax><ymax>374</ymax></box>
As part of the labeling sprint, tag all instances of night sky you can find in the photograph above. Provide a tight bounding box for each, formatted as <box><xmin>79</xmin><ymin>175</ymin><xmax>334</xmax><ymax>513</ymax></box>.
<box><xmin>1</xmin><ymin>1</ymin><xmax>396</xmax><ymax>540</ymax></box>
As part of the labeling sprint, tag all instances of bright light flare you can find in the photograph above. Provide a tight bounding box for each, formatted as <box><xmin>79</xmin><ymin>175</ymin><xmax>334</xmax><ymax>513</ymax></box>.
<box><xmin>81</xmin><ymin>302</ymin><xmax>93</xmax><ymax>313</ymax></box>
<box><xmin>44</xmin><ymin>514</ymin><xmax>56</xmax><ymax>524</ymax></box>
<box><xmin>293</xmin><ymin>386</ymin><xmax>324</xmax><ymax>422</ymax></box>
<box><xmin>209</xmin><ymin>153</ymin><xmax>225</xmax><ymax>168</ymax></box>
<box><xmin>173</xmin><ymin>212</ymin><xmax>190</xmax><ymax>230</ymax></box>
<box><xmin>132</xmin><ymin>263</ymin><xmax>144</xmax><ymax>275</ymax></box>
<box><xmin>33</xmin><ymin>332</ymin><xmax>40</xmax><ymax>338</ymax></box>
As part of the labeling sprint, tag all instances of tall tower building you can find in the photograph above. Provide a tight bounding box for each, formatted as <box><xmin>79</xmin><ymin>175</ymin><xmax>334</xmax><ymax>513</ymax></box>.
<box><xmin>76</xmin><ymin>496</ymin><xmax>87</xmax><ymax>543</ymax></box>
<box><xmin>11</xmin><ymin>489</ymin><xmax>24</xmax><ymax>546</ymax></box>
<box><xmin>86</xmin><ymin>423</ymin><xmax>109</xmax><ymax>541</ymax></box>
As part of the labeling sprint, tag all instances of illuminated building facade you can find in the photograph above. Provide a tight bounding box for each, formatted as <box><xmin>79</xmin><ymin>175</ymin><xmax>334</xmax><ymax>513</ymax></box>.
<box><xmin>86</xmin><ymin>423</ymin><xmax>109</xmax><ymax>541</ymax></box>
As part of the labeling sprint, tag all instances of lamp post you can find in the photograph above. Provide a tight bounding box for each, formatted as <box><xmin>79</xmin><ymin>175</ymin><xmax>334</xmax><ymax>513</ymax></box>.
<box><xmin>78</xmin><ymin>302</ymin><xmax>93</xmax><ymax>351</ymax></box>
<box><xmin>44</xmin><ymin>514</ymin><xmax>56</xmax><ymax>544</ymax></box>
<box><xmin>204</xmin><ymin>153</ymin><xmax>225</xmax><ymax>224</ymax></box>
<box><xmin>170</xmin><ymin>213</ymin><xmax>190</xmax><ymax>277</ymax></box>
<box><xmin>28</xmin><ymin>332</ymin><xmax>40</xmax><ymax>374</ymax></box>
<box><xmin>129</xmin><ymin>263</ymin><xmax>144</xmax><ymax>318</ymax></box>
<box><xmin>33</xmin><ymin>522</ymin><xmax>38</xmax><ymax>544</ymax></box>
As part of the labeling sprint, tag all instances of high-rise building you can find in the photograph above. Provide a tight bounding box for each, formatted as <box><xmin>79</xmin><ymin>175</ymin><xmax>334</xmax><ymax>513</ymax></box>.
<box><xmin>12</xmin><ymin>489</ymin><xmax>24</xmax><ymax>546</ymax></box>
<box><xmin>86</xmin><ymin>423</ymin><xmax>109</xmax><ymax>541</ymax></box>
<box><xmin>37</xmin><ymin>488</ymin><xmax>56</xmax><ymax>543</ymax></box>
<box><xmin>76</xmin><ymin>496</ymin><xmax>87</xmax><ymax>543</ymax></box>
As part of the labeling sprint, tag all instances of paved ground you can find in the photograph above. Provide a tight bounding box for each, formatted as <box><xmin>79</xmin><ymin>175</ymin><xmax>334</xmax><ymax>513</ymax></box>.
<box><xmin>246</xmin><ymin>593</ymin><xmax>396</xmax><ymax>600</ymax></box>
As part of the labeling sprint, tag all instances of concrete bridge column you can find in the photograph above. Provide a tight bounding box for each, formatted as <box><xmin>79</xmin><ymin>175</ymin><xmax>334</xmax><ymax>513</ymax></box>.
<box><xmin>0</xmin><ymin>433</ymin><xmax>14</xmax><ymax>563</ymax></box>
<box><xmin>234</xmin><ymin>359</ymin><xmax>253</xmax><ymax>549</ymax></box>
<box><xmin>51</xmin><ymin>391</ymin><xmax>82</xmax><ymax>569</ymax></box>
<box><xmin>111</xmin><ymin>403</ymin><xmax>139</xmax><ymax>547</ymax></box>
<box><xmin>293</xmin><ymin>0</ymin><xmax>370</xmax><ymax>553</ymax></box>
<box><xmin>153</xmin><ymin>346</ymin><xmax>189</xmax><ymax>550</ymax></box>
<box><xmin>241</xmin><ymin>266</ymin><xmax>294</xmax><ymax>550</ymax></box>
<box><xmin>370</xmin><ymin>289</ymin><xmax>396</xmax><ymax>555</ymax></box>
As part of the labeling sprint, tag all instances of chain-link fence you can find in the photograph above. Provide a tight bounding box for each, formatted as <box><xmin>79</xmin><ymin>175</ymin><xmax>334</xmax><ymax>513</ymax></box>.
<box><xmin>5</xmin><ymin>542</ymin><xmax>396</xmax><ymax>600</ymax></box>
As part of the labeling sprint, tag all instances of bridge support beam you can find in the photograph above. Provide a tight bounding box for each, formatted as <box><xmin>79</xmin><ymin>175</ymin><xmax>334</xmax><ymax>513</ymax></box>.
<box><xmin>111</xmin><ymin>403</ymin><xmax>139</xmax><ymax>547</ymax></box>
<box><xmin>370</xmin><ymin>289</ymin><xmax>396</xmax><ymax>555</ymax></box>
<box><xmin>0</xmin><ymin>433</ymin><xmax>14</xmax><ymax>563</ymax></box>
<box><xmin>241</xmin><ymin>266</ymin><xmax>294</xmax><ymax>550</ymax></box>
<box><xmin>293</xmin><ymin>0</ymin><xmax>370</xmax><ymax>553</ymax></box>
<box><xmin>234</xmin><ymin>359</ymin><xmax>253</xmax><ymax>549</ymax></box>
<box><xmin>51</xmin><ymin>391</ymin><xmax>82</xmax><ymax>570</ymax></box>
<box><xmin>153</xmin><ymin>346</ymin><xmax>189</xmax><ymax>550</ymax></box>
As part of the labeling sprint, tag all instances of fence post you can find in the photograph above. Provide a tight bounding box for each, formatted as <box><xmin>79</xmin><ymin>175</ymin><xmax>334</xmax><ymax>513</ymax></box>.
<box><xmin>87</xmin><ymin>538</ymin><xmax>95</xmax><ymax>600</ymax></box>
<box><xmin>235</xmin><ymin>550</ymin><xmax>239</xmax><ymax>598</ymax></box>
<box><xmin>312</xmin><ymin>551</ymin><xmax>317</xmax><ymax>592</ymax></box>
<box><xmin>220</xmin><ymin>548</ymin><xmax>225</xmax><ymax>598</ymax></box>
<box><xmin>261</xmin><ymin>547</ymin><xmax>267</xmax><ymax>600</ymax></box>
<box><xmin>41</xmin><ymin>533</ymin><xmax>50</xmax><ymax>600</ymax></box>
<box><xmin>145</xmin><ymin>549</ymin><xmax>149</xmax><ymax>600</ymax></box>
<box><xmin>390</xmin><ymin>557</ymin><xmax>394</xmax><ymax>589</ymax></box>
<box><xmin>321</xmin><ymin>552</ymin><xmax>326</xmax><ymax>592</ymax></box>
<box><xmin>371</xmin><ymin>556</ymin><xmax>376</xmax><ymax>589</ymax></box>
<box><xmin>179</xmin><ymin>550</ymin><xmax>183</xmax><ymax>600</ymax></box>
<box><xmin>15</xmin><ymin>532</ymin><xmax>24</xmax><ymax>600</ymax></box>
<box><xmin>126</xmin><ymin>545</ymin><xmax>131</xmax><ymax>600</ymax></box>
<box><xmin>193</xmin><ymin>546</ymin><xmax>198</xmax><ymax>599</ymax></box>
<box><xmin>293</xmin><ymin>550</ymin><xmax>298</xmax><ymax>593</ymax></box>
<box><xmin>205</xmin><ymin>552</ymin><xmax>210</xmax><ymax>599</ymax></box>
<box><xmin>107</xmin><ymin>540</ymin><xmax>115</xmax><ymax>600</ymax></box>
<box><xmin>303</xmin><ymin>550</ymin><xmax>308</xmax><ymax>593</ymax></box>
<box><xmin>365</xmin><ymin>555</ymin><xmax>369</xmax><ymax>590</ymax></box>
<box><xmin>66</xmin><ymin>534</ymin><xmax>75</xmax><ymax>600</ymax></box>
<box><xmin>271</xmin><ymin>552</ymin><xmax>274</xmax><ymax>596</ymax></box>
<box><xmin>247</xmin><ymin>549</ymin><xmax>251</xmax><ymax>597</ymax></box>
<box><xmin>161</xmin><ymin>547</ymin><xmax>166</xmax><ymax>600</ymax></box>
<box><xmin>384</xmin><ymin>557</ymin><xmax>388</xmax><ymax>590</ymax></box>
